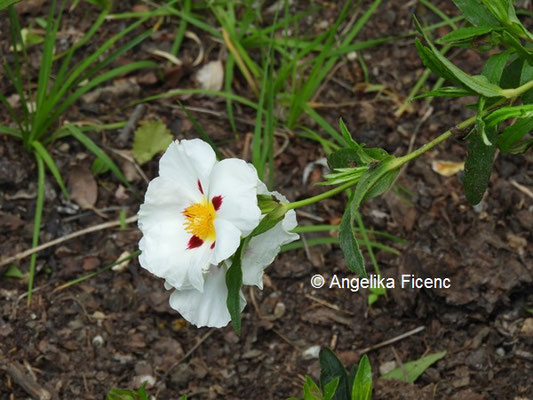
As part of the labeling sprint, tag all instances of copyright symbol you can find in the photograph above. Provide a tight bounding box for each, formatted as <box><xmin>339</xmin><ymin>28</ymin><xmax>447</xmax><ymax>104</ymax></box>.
<box><xmin>310</xmin><ymin>274</ymin><xmax>325</xmax><ymax>289</ymax></box>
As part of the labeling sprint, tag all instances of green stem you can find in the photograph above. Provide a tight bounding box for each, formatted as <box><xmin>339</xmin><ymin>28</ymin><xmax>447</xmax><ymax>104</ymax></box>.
<box><xmin>286</xmin><ymin>179</ymin><xmax>358</xmax><ymax>210</ymax></box>
<box><xmin>501</xmin><ymin>79</ymin><xmax>533</xmax><ymax>98</ymax></box>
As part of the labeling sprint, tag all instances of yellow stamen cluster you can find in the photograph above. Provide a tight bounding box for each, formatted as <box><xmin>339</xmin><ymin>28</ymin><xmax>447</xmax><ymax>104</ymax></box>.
<box><xmin>183</xmin><ymin>198</ymin><xmax>216</xmax><ymax>240</ymax></box>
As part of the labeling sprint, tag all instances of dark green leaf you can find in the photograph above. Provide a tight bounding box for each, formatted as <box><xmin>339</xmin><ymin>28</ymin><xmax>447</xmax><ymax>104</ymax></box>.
<box><xmin>500</xmin><ymin>31</ymin><xmax>533</xmax><ymax>67</ymax></box>
<box><xmin>381</xmin><ymin>351</ymin><xmax>447</xmax><ymax>383</ymax></box>
<box><xmin>451</xmin><ymin>0</ymin><xmax>498</xmax><ymax>26</ymax></box>
<box><xmin>352</xmin><ymin>354</ymin><xmax>372</xmax><ymax>400</ymax></box>
<box><xmin>441</xmin><ymin>25</ymin><xmax>496</xmax><ymax>43</ymax></box>
<box><xmin>361</xmin><ymin>169</ymin><xmax>399</xmax><ymax>203</ymax></box>
<box><xmin>415</xmin><ymin>39</ymin><xmax>461</xmax><ymax>86</ymax></box>
<box><xmin>497</xmin><ymin>117</ymin><xmax>533</xmax><ymax>153</ymax></box>
<box><xmin>507</xmin><ymin>138</ymin><xmax>533</xmax><ymax>154</ymax></box>
<box><xmin>319</xmin><ymin>349</ymin><xmax>349</xmax><ymax>400</ymax></box>
<box><xmin>482</xmin><ymin>50</ymin><xmax>511</xmax><ymax>84</ymax></box>
<box><xmin>226</xmin><ymin>241</ymin><xmax>247</xmax><ymax>335</ymax></box>
<box><xmin>328</xmin><ymin>148</ymin><xmax>364</xmax><ymax>169</ymax></box>
<box><xmin>463</xmin><ymin>128</ymin><xmax>497</xmax><ymax>205</ymax></box>
<box><xmin>339</xmin><ymin>207</ymin><xmax>366</xmax><ymax>277</ymax></box>
<box><xmin>339</xmin><ymin>118</ymin><xmax>362</xmax><ymax>151</ymax></box>
<box><xmin>414</xmin><ymin>17</ymin><xmax>504</xmax><ymax>97</ymax></box>
<box><xmin>500</xmin><ymin>57</ymin><xmax>524</xmax><ymax>89</ymax></box>
<box><xmin>362</xmin><ymin>147</ymin><xmax>389</xmax><ymax>161</ymax></box>
<box><xmin>520</xmin><ymin>61</ymin><xmax>533</xmax><ymax>104</ymax></box>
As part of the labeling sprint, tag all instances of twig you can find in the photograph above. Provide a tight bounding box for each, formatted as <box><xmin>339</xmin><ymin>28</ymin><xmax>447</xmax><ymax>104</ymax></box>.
<box><xmin>155</xmin><ymin>329</ymin><xmax>215</xmax><ymax>398</ymax></box>
<box><xmin>0</xmin><ymin>360</ymin><xmax>52</xmax><ymax>400</ymax></box>
<box><xmin>117</xmin><ymin>104</ymin><xmax>146</xmax><ymax>146</ymax></box>
<box><xmin>358</xmin><ymin>326</ymin><xmax>425</xmax><ymax>354</ymax></box>
<box><xmin>510</xmin><ymin>179</ymin><xmax>533</xmax><ymax>200</ymax></box>
<box><xmin>0</xmin><ymin>215</ymin><xmax>138</xmax><ymax>268</ymax></box>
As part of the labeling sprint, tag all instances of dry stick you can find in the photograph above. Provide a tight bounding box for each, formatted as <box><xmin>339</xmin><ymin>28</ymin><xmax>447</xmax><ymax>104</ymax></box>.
<box><xmin>117</xmin><ymin>103</ymin><xmax>146</xmax><ymax>146</ymax></box>
<box><xmin>0</xmin><ymin>215</ymin><xmax>138</xmax><ymax>269</ymax></box>
<box><xmin>358</xmin><ymin>326</ymin><xmax>425</xmax><ymax>354</ymax></box>
<box><xmin>0</xmin><ymin>360</ymin><xmax>52</xmax><ymax>400</ymax></box>
<box><xmin>155</xmin><ymin>329</ymin><xmax>215</xmax><ymax>398</ymax></box>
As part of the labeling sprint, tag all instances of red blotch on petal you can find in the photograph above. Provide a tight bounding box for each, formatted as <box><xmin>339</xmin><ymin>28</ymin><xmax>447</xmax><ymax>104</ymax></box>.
<box><xmin>197</xmin><ymin>179</ymin><xmax>204</xmax><ymax>194</ymax></box>
<box><xmin>210</xmin><ymin>241</ymin><xmax>216</xmax><ymax>249</ymax></box>
<box><xmin>211</xmin><ymin>195</ymin><xmax>223</xmax><ymax>211</ymax></box>
<box><xmin>187</xmin><ymin>235</ymin><xmax>204</xmax><ymax>249</ymax></box>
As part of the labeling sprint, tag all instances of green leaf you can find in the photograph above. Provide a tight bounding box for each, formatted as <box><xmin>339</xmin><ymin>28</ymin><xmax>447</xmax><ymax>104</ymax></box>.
<box><xmin>520</xmin><ymin>61</ymin><xmax>533</xmax><ymax>104</ymax></box>
<box><xmin>328</xmin><ymin>148</ymin><xmax>363</xmax><ymax>170</ymax></box>
<box><xmin>323</xmin><ymin>378</ymin><xmax>340</xmax><ymax>400</ymax></box>
<box><xmin>381</xmin><ymin>351</ymin><xmax>447</xmax><ymax>383</ymax></box>
<box><xmin>507</xmin><ymin>138</ymin><xmax>533</xmax><ymax>154</ymax></box>
<box><xmin>132</xmin><ymin>120</ymin><xmax>173</xmax><ymax>165</ymax></box>
<box><xmin>302</xmin><ymin>376</ymin><xmax>323</xmax><ymax>400</ymax></box>
<box><xmin>0</xmin><ymin>0</ymin><xmax>21</xmax><ymax>10</ymax></box>
<box><xmin>500</xmin><ymin>31</ymin><xmax>533</xmax><ymax>67</ymax></box>
<box><xmin>463</xmin><ymin>128</ymin><xmax>496</xmax><ymax>205</ymax></box>
<box><xmin>441</xmin><ymin>25</ymin><xmax>496</xmax><ymax>43</ymax></box>
<box><xmin>361</xmin><ymin>169</ymin><xmax>399</xmax><ymax>203</ymax></box>
<box><xmin>414</xmin><ymin>17</ymin><xmax>504</xmax><ymax>98</ymax></box>
<box><xmin>497</xmin><ymin>117</ymin><xmax>533</xmax><ymax>153</ymax></box>
<box><xmin>319</xmin><ymin>349</ymin><xmax>349</xmax><ymax>400</ymax></box>
<box><xmin>91</xmin><ymin>158</ymin><xmax>111</xmax><ymax>175</ymax></box>
<box><xmin>450</xmin><ymin>0</ymin><xmax>498</xmax><ymax>26</ymax></box>
<box><xmin>250</xmin><ymin>204</ymin><xmax>287</xmax><ymax>237</ymax></box>
<box><xmin>339</xmin><ymin>207</ymin><xmax>366</xmax><ymax>277</ymax></box>
<box><xmin>482</xmin><ymin>50</ymin><xmax>511</xmax><ymax>84</ymax></box>
<box><xmin>500</xmin><ymin>57</ymin><xmax>524</xmax><ymax>89</ymax></box>
<box><xmin>352</xmin><ymin>354</ymin><xmax>372</xmax><ymax>400</ymax></box>
<box><xmin>226</xmin><ymin>240</ymin><xmax>248</xmax><ymax>335</ymax></box>
<box><xmin>5</xmin><ymin>265</ymin><xmax>24</xmax><ymax>279</ymax></box>
<box><xmin>31</xmin><ymin>141</ymin><xmax>69</xmax><ymax>199</ymax></box>
<box><xmin>484</xmin><ymin>105</ymin><xmax>533</xmax><ymax>127</ymax></box>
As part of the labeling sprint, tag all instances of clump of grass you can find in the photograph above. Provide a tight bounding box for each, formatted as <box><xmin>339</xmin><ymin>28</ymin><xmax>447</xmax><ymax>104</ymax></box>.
<box><xmin>0</xmin><ymin>0</ymin><xmax>175</xmax><ymax>302</ymax></box>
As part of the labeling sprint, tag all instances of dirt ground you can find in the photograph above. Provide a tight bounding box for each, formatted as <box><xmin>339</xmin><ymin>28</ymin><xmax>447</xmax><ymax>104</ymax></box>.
<box><xmin>1</xmin><ymin>1</ymin><xmax>532</xmax><ymax>399</ymax></box>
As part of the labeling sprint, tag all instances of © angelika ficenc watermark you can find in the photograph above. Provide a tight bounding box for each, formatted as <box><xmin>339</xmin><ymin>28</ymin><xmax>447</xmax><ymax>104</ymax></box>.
<box><xmin>310</xmin><ymin>273</ymin><xmax>452</xmax><ymax>292</ymax></box>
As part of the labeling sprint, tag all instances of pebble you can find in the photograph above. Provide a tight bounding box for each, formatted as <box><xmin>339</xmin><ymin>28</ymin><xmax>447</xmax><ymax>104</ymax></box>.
<box><xmin>302</xmin><ymin>345</ymin><xmax>321</xmax><ymax>360</ymax></box>
<box><xmin>92</xmin><ymin>335</ymin><xmax>104</xmax><ymax>347</ymax></box>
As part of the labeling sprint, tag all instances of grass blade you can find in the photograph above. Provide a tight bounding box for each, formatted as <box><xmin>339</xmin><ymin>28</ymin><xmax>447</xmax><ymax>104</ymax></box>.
<box><xmin>27</xmin><ymin>153</ymin><xmax>46</xmax><ymax>304</ymax></box>
<box><xmin>65</xmin><ymin>123</ymin><xmax>128</xmax><ymax>186</ymax></box>
<box><xmin>31</xmin><ymin>141</ymin><xmax>69</xmax><ymax>199</ymax></box>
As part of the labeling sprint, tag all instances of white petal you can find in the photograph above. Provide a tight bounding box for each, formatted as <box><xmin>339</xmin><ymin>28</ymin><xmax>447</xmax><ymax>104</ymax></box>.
<box><xmin>242</xmin><ymin>188</ymin><xmax>299</xmax><ymax>289</ymax></box>
<box><xmin>138</xmin><ymin>199</ymin><xmax>214</xmax><ymax>291</ymax></box>
<box><xmin>208</xmin><ymin>159</ymin><xmax>261</xmax><ymax>236</ymax></box>
<box><xmin>169</xmin><ymin>265</ymin><xmax>246</xmax><ymax>328</ymax></box>
<box><xmin>158</xmin><ymin>139</ymin><xmax>217</xmax><ymax>201</ymax></box>
<box><xmin>212</xmin><ymin>218</ymin><xmax>242</xmax><ymax>264</ymax></box>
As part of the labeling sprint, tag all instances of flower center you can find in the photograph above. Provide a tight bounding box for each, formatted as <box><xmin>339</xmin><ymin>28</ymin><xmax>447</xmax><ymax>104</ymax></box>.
<box><xmin>183</xmin><ymin>198</ymin><xmax>216</xmax><ymax>241</ymax></box>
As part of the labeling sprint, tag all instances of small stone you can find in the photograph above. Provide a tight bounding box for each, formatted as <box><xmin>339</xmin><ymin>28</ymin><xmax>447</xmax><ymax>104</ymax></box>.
<box><xmin>520</xmin><ymin>318</ymin><xmax>533</xmax><ymax>336</ymax></box>
<box><xmin>379</xmin><ymin>360</ymin><xmax>396</xmax><ymax>375</ymax></box>
<box><xmin>496</xmin><ymin>347</ymin><xmax>505</xmax><ymax>357</ymax></box>
<box><xmin>92</xmin><ymin>335</ymin><xmax>104</xmax><ymax>347</ymax></box>
<box><xmin>302</xmin><ymin>345</ymin><xmax>321</xmax><ymax>360</ymax></box>
<box><xmin>273</xmin><ymin>302</ymin><xmax>286</xmax><ymax>320</ymax></box>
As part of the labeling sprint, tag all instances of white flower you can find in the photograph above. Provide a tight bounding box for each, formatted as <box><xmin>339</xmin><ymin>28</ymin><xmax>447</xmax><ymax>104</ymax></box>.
<box><xmin>166</xmin><ymin>181</ymin><xmax>299</xmax><ymax>328</ymax></box>
<box><xmin>138</xmin><ymin>139</ymin><xmax>262</xmax><ymax>293</ymax></box>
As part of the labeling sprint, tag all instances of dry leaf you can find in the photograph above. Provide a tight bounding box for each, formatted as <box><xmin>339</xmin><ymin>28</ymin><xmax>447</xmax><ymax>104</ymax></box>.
<box><xmin>432</xmin><ymin>160</ymin><xmax>465</xmax><ymax>177</ymax></box>
<box><xmin>112</xmin><ymin>251</ymin><xmax>132</xmax><ymax>272</ymax></box>
<box><xmin>195</xmin><ymin>60</ymin><xmax>224</xmax><ymax>91</ymax></box>
<box><xmin>68</xmin><ymin>165</ymin><xmax>98</xmax><ymax>210</ymax></box>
